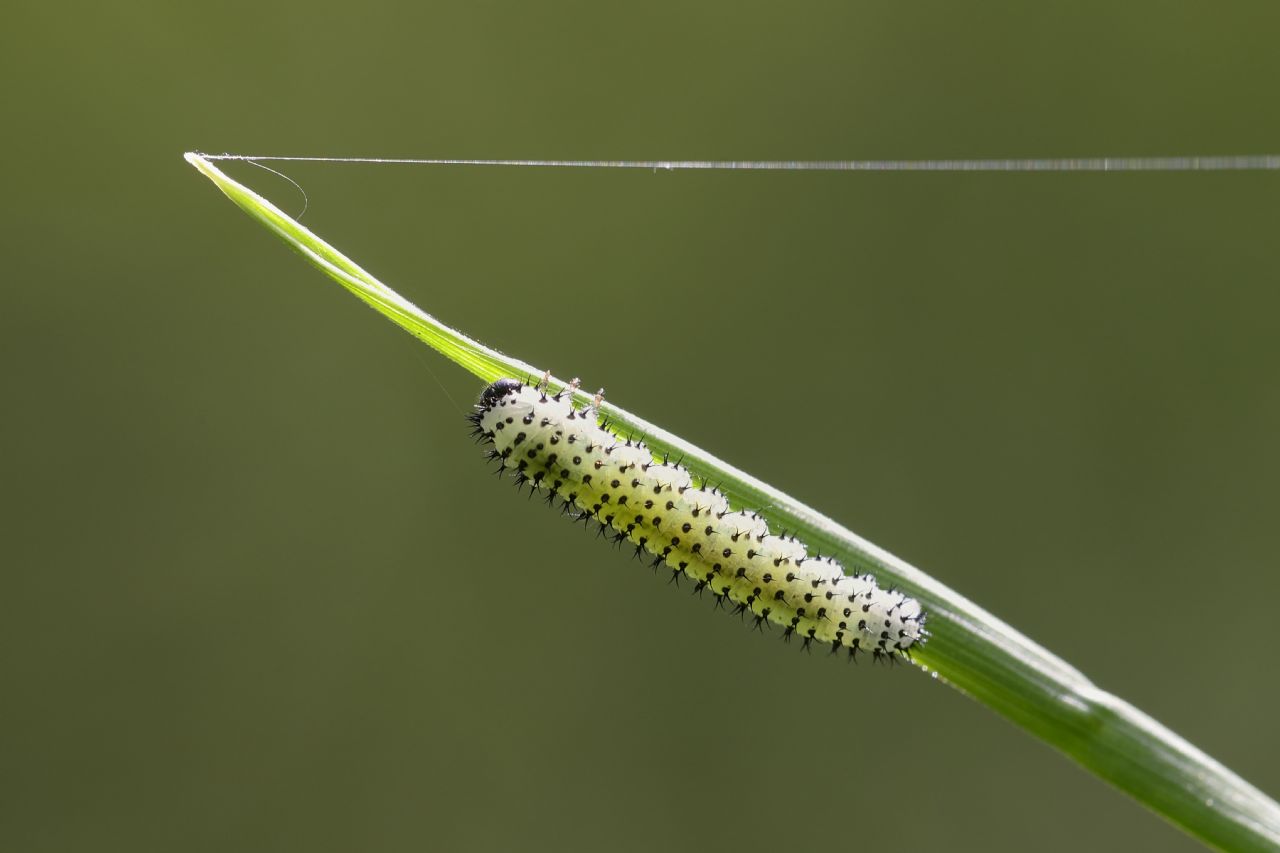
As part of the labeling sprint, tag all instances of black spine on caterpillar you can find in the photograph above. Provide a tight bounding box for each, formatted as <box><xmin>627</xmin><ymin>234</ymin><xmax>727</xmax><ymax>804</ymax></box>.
<box><xmin>469</xmin><ymin>378</ymin><xmax>927</xmax><ymax>660</ymax></box>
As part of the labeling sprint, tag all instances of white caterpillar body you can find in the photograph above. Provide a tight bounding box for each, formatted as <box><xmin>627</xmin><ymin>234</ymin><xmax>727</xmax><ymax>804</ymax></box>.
<box><xmin>470</xmin><ymin>378</ymin><xmax>927</xmax><ymax>660</ymax></box>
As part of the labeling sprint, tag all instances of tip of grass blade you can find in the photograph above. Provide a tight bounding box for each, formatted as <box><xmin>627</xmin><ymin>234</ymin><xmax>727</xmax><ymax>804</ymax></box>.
<box><xmin>184</xmin><ymin>151</ymin><xmax>217</xmax><ymax>178</ymax></box>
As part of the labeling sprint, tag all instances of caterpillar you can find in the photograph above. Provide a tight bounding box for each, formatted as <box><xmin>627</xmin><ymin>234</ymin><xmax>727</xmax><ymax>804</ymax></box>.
<box><xmin>469</xmin><ymin>377</ymin><xmax>927</xmax><ymax>661</ymax></box>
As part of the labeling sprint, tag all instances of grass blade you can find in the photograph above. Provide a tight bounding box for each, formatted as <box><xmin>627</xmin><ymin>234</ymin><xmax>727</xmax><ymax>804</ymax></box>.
<box><xmin>185</xmin><ymin>151</ymin><xmax>1280</xmax><ymax>851</ymax></box>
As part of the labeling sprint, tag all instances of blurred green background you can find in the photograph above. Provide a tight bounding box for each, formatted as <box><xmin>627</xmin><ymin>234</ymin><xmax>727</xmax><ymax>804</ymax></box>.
<box><xmin>3</xmin><ymin>2</ymin><xmax>1278</xmax><ymax>850</ymax></box>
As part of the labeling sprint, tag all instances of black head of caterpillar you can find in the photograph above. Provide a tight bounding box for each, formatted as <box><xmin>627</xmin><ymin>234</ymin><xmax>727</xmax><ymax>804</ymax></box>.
<box><xmin>469</xmin><ymin>378</ymin><xmax>928</xmax><ymax>661</ymax></box>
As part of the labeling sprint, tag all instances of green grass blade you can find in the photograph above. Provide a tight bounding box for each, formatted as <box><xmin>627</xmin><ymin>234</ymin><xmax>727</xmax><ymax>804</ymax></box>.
<box><xmin>185</xmin><ymin>152</ymin><xmax>1280</xmax><ymax>851</ymax></box>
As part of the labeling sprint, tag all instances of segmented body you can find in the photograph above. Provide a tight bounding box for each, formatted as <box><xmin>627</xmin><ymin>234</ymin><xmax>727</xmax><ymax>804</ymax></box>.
<box><xmin>470</xmin><ymin>378</ymin><xmax>927</xmax><ymax>659</ymax></box>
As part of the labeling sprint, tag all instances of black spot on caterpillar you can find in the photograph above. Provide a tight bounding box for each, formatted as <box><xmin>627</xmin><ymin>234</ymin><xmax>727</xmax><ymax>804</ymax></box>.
<box><xmin>469</xmin><ymin>377</ymin><xmax>927</xmax><ymax>661</ymax></box>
